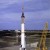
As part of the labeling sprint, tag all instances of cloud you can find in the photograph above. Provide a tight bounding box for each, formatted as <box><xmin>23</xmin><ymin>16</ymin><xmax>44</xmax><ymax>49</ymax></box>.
<box><xmin>0</xmin><ymin>0</ymin><xmax>16</xmax><ymax>8</ymax></box>
<box><xmin>0</xmin><ymin>10</ymin><xmax>50</xmax><ymax>30</ymax></box>
<box><xmin>0</xmin><ymin>0</ymin><xmax>50</xmax><ymax>14</ymax></box>
<box><xmin>0</xmin><ymin>0</ymin><xmax>50</xmax><ymax>30</ymax></box>
<box><xmin>0</xmin><ymin>0</ymin><xmax>30</xmax><ymax>5</ymax></box>
<box><xmin>24</xmin><ymin>0</ymin><xmax>50</xmax><ymax>12</ymax></box>
<box><xmin>0</xmin><ymin>0</ymin><xmax>30</xmax><ymax>9</ymax></box>
<box><xmin>0</xmin><ymin>0</ymin><xmax>30</xmax><ymax>3</ymax></box>
<box><xmin>0</xmin><ymin>9</ymin><xmax>50</xmax><ymax>23</ymax></box>
<box><xmin>0</xmin><ymin>12</ymin><xmax>21</xmax><ymax>23</ymax></box>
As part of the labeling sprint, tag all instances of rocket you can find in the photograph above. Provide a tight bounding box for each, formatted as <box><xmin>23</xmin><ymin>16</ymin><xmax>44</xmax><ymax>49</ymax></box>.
<box><xmin>20</xmin><ymin>6</ymin><xmax>26</xmax><ymax>50</ymax></box>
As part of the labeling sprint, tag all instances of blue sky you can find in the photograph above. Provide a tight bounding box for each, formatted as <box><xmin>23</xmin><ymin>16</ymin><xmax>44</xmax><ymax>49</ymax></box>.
<box><xmin>0</xmin><ymin>0</ymin><xmax>50</xmax><ymax>30</ymax></box>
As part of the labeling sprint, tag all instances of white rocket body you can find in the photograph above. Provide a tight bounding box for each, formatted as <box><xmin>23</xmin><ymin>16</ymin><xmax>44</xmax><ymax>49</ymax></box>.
<box><xmin>20</xmin><ymin>0</ymin><xmax>26</xmax><ymax>49</ymax></box>
<box><xmin>20</xmin><ymin>12</ymin><xmax>26</xmax><ymax>50</ymax></box>
<box><xmin>21</xmin><ymin>23</ymin><xmax>26</xmax><ymax>48</ymax></box>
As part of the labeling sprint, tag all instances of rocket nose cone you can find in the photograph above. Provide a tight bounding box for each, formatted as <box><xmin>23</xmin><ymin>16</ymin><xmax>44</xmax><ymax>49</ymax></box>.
<box><xmin>21</xmin><ymin>12</ymin><xmax>25</xmax><ymax>18</ymax></box>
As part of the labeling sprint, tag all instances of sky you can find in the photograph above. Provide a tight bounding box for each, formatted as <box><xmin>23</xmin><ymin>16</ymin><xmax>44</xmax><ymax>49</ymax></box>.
<box><xmin>0</xmin><ymin>0</ymin><xmax>50</xmax><ymax>30</ymax></box>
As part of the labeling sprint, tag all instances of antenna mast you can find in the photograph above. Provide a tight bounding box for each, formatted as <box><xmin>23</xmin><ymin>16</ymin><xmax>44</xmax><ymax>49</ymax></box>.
<box><xmin>21</xmin><ymin>0</ymin><xmax>25</xmax><ymax>18</ymax></box>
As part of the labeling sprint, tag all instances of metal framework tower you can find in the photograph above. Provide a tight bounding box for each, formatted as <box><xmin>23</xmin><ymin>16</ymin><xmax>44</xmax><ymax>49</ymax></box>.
<box><xmin>36</xmin><ymin>22</ymin><xmax>48</xmax><ymax>50</ymax></box>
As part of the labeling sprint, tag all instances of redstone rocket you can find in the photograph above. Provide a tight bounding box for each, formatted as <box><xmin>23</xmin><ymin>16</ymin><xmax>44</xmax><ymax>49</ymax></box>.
<box><xmin>20</xmin><ymin>7</ymin><xmax>26</xmax><ymax>50</ymax></box>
